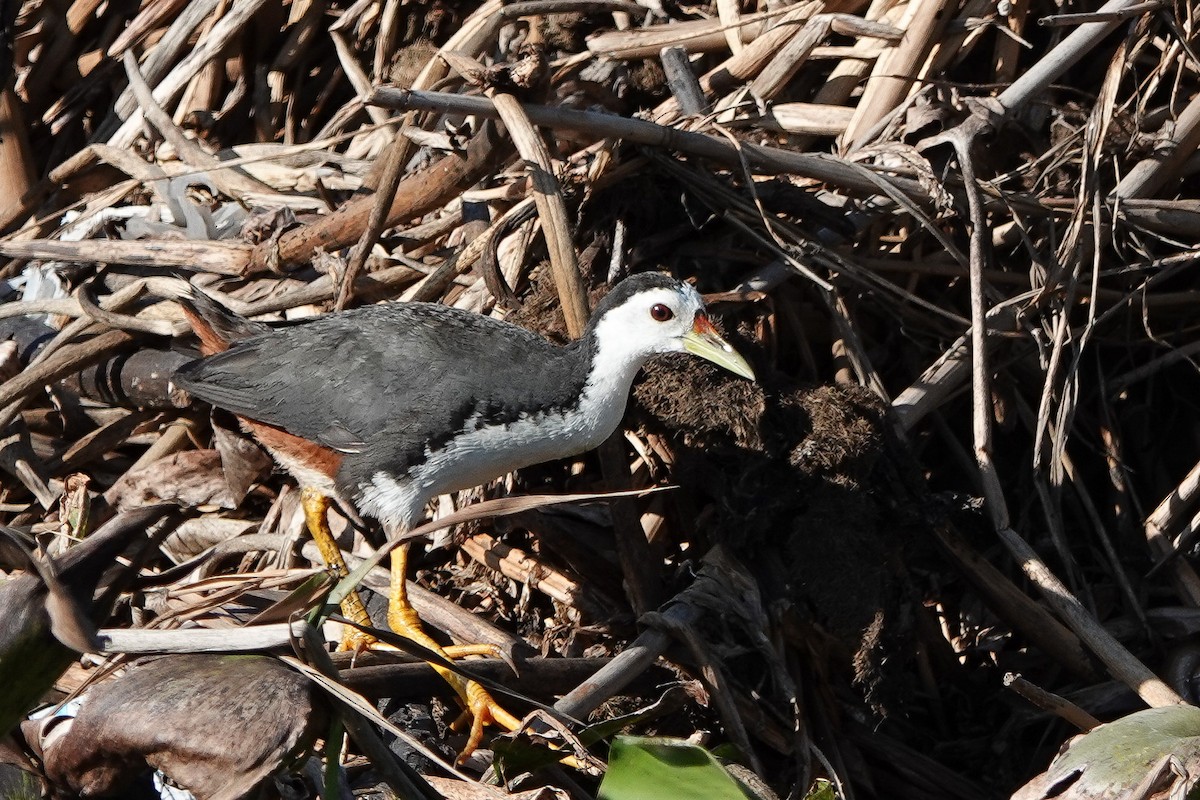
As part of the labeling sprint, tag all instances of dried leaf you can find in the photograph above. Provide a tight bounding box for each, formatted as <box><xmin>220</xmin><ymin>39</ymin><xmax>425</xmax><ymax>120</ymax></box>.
<box><xmin>0</xmin><ymin>506</ymin><xmax>182</xmax><ymax>733</ymax></box>
<box><xmin>105</xmin><ymin>450</ymin><xmax>239</xmax><ymax>510</ymax></box>
<box><xmin>160</xmin><ymin>517</ymin><xmax>257</xmax><ymax>563</ymax></box>
<box><xmin>32</xmin><ymin>655</ymin><xmax>325</xmax><ymax>800</ymax></box>
<box><xmin>211</xmin><ymin>416</ymin><xmax>272</xmax><ymax>506</ymax></box>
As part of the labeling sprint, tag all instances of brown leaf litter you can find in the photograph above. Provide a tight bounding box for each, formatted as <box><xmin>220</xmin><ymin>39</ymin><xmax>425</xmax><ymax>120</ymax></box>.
<box><xmin>5</xmin><ymin>0</ymin><xmax>1200</xmax><ymax>797</ymax></box>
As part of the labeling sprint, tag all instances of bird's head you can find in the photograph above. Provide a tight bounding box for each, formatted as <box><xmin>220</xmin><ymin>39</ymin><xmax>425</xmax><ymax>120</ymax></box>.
<box><xmin>586</xmin><ymin>273</ymin><xmax>755</xmax><ymax>381</ymax></box>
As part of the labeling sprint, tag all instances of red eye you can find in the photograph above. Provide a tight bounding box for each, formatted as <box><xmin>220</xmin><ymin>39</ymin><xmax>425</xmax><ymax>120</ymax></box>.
<box><xmin>650</xmin><ymin>303</ymin><xmax>674</xmax><ymax>322</ymax></box>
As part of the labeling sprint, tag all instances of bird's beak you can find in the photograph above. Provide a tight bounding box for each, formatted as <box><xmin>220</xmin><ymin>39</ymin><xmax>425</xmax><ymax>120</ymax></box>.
<box><xmin>683</xmin><ymin>314</ymin><xmax>756</xmax><ymax>381</ymax></box>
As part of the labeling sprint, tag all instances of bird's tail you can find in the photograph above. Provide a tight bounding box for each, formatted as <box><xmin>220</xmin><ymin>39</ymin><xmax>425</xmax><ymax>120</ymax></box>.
<box><xmin>177</xmin><ymin>289</ymin><xmax>269</xmax><ymax>356</ymax></box>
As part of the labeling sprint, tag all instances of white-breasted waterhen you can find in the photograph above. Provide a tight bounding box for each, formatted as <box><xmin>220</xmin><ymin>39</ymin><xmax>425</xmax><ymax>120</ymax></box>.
<box><xmin>173</xmin><ymin>271</ymin><xmax>754</xmax><ymax>755</ymax></box>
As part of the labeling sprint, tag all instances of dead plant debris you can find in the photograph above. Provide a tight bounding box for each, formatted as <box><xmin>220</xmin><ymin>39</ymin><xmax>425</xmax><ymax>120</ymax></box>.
<box><xmin>3</xmin><ymin>0</ymin><xmax>1200</xmax><ymax>797</ymax></box>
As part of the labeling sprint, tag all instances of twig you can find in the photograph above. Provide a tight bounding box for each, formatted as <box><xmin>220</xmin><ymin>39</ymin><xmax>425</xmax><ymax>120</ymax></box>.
<box><xmin>1038</xmin><ymin>1</ymin><xmax>1164</xmax><ymax>26</ymax></box>
<box><xmin>941</xmin><ymin>120</ymin><xmax>1184</xmax><ymax>708</ymax></box>
<box><xmin>1003</xmin><ymin>673</ymin><xmax>1101</xmax><ymax>731</ymax></box>
<box><xmin>486</xmin><ymin>88</ymin><xmax>590</xmax><ymax>335</ymax></box>
<box><xmin>369</xmin><ymin>86</ymin><xmax>931</xmax><ymax>203</ymax></box>
<box><xmin>659</xmin><ymin>46</ymin><xmax>707</xmax><ymax>116</ymax></box>
<box><xmin>108</xmin><ymin>0</ymin><xmax>274</xmax><ymax>148</ymax></box>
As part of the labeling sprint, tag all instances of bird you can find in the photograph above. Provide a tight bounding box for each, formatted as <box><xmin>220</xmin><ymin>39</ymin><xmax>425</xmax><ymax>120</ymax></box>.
<box><xmin>172</xmin><ymin>271</ymin><xmax>754</xmax><ymax>755</ymax></box>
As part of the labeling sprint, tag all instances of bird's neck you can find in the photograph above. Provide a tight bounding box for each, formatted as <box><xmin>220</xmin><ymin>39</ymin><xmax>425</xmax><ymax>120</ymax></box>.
<box><xmin>567</xmin><ymin>330</ymin><xmax>649</xmax><ymax>445</ymax></box>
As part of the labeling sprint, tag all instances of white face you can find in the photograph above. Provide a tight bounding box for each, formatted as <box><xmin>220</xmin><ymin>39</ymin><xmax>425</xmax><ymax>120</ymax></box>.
<box><xmin>590</xmin><ymin>284</ymin><xmax>707</xmax><ymax>365</ymax></box>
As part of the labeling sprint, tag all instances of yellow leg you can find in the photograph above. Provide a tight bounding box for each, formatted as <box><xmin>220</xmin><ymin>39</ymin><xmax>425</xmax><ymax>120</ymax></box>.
<box><xmin>389</xmin><ymin>541</ymin><xmax>521</xmax><ymax>758</ymax></box>
<box><xmin>301</xmin><ymin>487</ymin><xmax>375</xmax><ymax>652</ymax></box>
<box><xmin>300</xmin><ymin>490</ymin><xmax>521</xmax><ymax>758</ymax></box>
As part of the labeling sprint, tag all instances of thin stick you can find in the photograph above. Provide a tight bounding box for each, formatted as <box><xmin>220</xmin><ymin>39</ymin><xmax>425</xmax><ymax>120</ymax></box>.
<box><xmin>659</xmin><ymin>46</ymin><xmax>707</xmax><ymax>116</ymax></box>
<box><xmin>1003</xmin><ymin>673</ymin><xmax>1101</xmax><ymax>731</ymax></box>
<box><xmin>370</xmin><ymin>86</ymin><xmax>930</xmax><ymax>203</ymax></box>
<box><xmin>108</xmin><ymin>0</ymin><xmax>274</xmax><ymax>148</ymax></box>
<box><xmin>949</xmin><ymin>124</ymin><xmax>1183</xmax><ymax>708</ymax></box>
<box><xmin>489</xmin><ymin>90</ymin><xmax>589</xmax><ymax>337</ymax></box>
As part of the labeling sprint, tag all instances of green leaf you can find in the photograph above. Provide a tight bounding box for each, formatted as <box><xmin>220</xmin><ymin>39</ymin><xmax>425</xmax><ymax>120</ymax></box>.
<box><xmin>1014</xmin><ymin>705</ymin><xmax>1200</xmax><ymax>799</ymax></box>
<box><xmin>598</xmin><ymin>736</ymin><xmax>749</xmax><ymax>800</ymax></box>
<box><xmin>804</xmin><ymin>778</ymin><xmax>838</xmax><ymax>800</ymax></box>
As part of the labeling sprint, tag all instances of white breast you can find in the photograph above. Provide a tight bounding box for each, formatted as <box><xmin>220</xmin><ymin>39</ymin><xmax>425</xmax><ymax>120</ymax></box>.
<box><xmin>354</xmin><ymin>371</ymin><xmax>633</xmax><ymax>533</ymax></box>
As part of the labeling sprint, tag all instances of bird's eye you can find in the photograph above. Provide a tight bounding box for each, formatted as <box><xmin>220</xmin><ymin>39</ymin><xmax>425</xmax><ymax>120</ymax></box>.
<box><xmin>650</xmin><ymin>303</ymin><xmax>674</xmax><ymax>322</ymax></box>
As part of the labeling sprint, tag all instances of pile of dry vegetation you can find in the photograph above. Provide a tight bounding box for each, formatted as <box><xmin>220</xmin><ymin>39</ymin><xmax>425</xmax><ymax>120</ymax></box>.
<box><xmin>3</xmin><ymin>0</ymin><xmax>1200</xmax><ymax>797</ymax></box>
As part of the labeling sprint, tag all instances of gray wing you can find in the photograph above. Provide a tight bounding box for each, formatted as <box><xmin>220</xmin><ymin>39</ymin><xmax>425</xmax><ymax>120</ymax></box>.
<box><xmin>175</xmin><ymin>303</ymin><xmax>584</xmax><ymax>470</ymax></box>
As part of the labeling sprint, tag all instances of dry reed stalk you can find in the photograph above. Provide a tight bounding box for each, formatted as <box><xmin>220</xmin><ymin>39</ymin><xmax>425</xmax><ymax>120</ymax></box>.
<box><xmin>9</xmin><ymin>0</ymin><xmax>1200</xmax><ymax>793</ymax></box>
<box><xmin>841</xmin><ymin>0</ymin><xmax>955</xmax><ymax>149</ymax></box>
<box><xmin>587</xmin><ymin>10</ymin><xmax>780</xmax><ymax>59</ymax></box>
<box><xmin>108</xmin><ymin>0</ymin><xmax>274</xmax><ymax>148</ymax></box>
<box><xmin>653</xmin><ymin>1</ymin><xmax>824</xmax><ymax>120</ymax></box>
<box><xmin>371</xmin><ymin>86</ymin><xmax>931</xmax><ymax>201</ymax></box>
<box><xmin>171</xmin><ymin>0</ymin><xmax>227</xmax><ymax>129</ymax></box>
<box><xmin>750</xmin><ymin>13</ymin><xmax>901</xmax><ymax>103</ymax></box>
<box><xmin>0</xmin><ymin>239</ymin><xmax>255</xmax><ymax>273</ymax></box>
<box><xmin>491</xmin><ymin>90</ymin><xmax>589</xmax><ymax>332</ymax></box>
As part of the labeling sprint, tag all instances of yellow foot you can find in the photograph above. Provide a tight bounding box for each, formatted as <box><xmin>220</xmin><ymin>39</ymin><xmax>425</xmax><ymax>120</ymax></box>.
<box><xmin>389</xmin><ymin>541</ymin><xmax>521</xmax><ymax>759</ymax></box>
<box><xmin>338</xmin><ymin>627</ymin><xmax>381</xmax><ymax>654</ymax></box>
<box><xmin>301</xmin><ymin>488</ymin><xmax>528</xmax><ymax>757</ymax></box>
<box><xmin>454</xmin><ymin>680</ymin><xmax>522</xmax><ymax>759</ymax></box>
